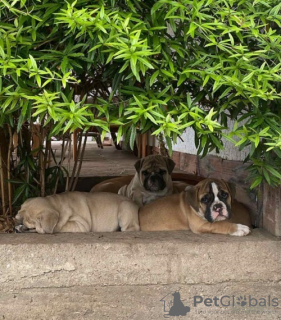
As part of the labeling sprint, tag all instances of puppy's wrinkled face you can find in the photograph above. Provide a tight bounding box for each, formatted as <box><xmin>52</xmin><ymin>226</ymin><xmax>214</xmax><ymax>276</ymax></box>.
<box><xmin>142</xmin><ymin>167</ymin><xmax>167</xmax><ymax>192</ymax></box>
<box><xmin>135</xmin><ymin>155</ymin><xmax>175</xmax><ymax>193</ymax></box>
<box><xmin>199</xmin><ymin>180</ymin><xmax>232</xmax><ymax>222</ymax></box>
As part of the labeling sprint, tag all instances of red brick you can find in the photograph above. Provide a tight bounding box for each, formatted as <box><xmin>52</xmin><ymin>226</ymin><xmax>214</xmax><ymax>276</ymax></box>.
<box><xmin>179</xmin><ymin>153</ymin><xmax>198</xmax><ymax>174</ymax></box>
<box><xmin>171</xmin><ymin>151</ymin><xmax>180</xmax><ymax>169</ymax></box>
<box><xmin>263</xmin><ymin>184</ymin><xmax>281</xmax><ymax>236</ymax></box>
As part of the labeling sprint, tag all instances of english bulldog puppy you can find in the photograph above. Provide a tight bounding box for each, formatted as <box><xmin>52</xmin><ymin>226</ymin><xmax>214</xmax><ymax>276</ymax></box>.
<box><xmin>15</xmin><ymin>192</ymin><xmax>140</xmax><ymax>234</ymax></box>
<box><xmin>139</xmin><ymin>178</ymin><xmax>251</xmax><ymax>236</ymax></box>
<box><xmin>118</xmin><ymin>155</ymin><xmax>175</xmax><ymax>207</ymax></box>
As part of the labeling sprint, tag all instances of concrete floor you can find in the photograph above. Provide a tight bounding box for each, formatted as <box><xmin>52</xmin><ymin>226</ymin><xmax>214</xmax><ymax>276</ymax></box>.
<box><xmin>52</xmin><ymin>140</ymin><xmax>185</xmax><ymax>178</ymax></box>
<box><xmin>52</xmin><ymin>140</ymin><xmax>138</xmax><ymax>177</ymax></box>
<box><xmin>80</xmin><ymin>144</ymin><xmax>138</xmax><ymax>176</ymax></box>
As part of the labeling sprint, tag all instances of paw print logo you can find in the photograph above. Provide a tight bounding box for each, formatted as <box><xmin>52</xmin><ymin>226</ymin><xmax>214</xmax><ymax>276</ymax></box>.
<box><xmin>236</xmin><ymin>296</ymin><xmax>247</xmax><ymax>307</ymax></box>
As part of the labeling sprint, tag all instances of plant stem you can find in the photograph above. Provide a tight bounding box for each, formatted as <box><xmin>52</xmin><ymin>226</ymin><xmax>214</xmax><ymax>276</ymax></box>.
<box><xmin>69</xmin><ymin>130</ymin><xmax>82</xmax><ymax>190</ymax></box>
<box><xmin>0</xmin><ymin>147</ymin><xmax>6</xmax><ymax>216</ymax></box>
<box><xmin>35</xmin><ymin>123</ymin><xmax>45</xmax><ymax>197</ymax></box>
<box><xmin>71</xmin><ymin>132</ymin><xmax>88</xmax><ymax>191</ymax></box>
<box><xmin>0</xmin><ymin>127</ymin><xmax>8</xmax><ymax>216</ymax></box>
<box><xmin>158</xmin><ymin>133</ymin><xmax>169</xmax><ymax>157</ymax></box>
<box><xmin>65</xmin><ymin>135</ymin><xmax>72</xmax><ymax>192</ymax></box>
<box><xmin>7</xmin><ymin>125</ymin><xmax>13</xmax><ymax>216</ymax></box>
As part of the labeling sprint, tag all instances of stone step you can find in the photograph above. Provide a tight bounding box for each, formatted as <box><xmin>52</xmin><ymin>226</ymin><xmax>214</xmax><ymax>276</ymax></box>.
<box><xmin>0</xmin><ymin>229</ymin><xmax>280</xmax><ymax>319</ymax></box>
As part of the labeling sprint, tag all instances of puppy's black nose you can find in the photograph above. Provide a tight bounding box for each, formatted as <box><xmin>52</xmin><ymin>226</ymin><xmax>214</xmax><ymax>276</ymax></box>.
<box><xmin>213</xmin><ymin>203</ymin><xmax>223</xmax><ymax>211</ymax></box>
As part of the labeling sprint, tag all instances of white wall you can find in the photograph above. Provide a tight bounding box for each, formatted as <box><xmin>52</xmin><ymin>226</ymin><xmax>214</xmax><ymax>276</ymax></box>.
<box><xmin>151</xmin><ymin>120</ymin><xmax>250</xmax><ymax>161</ymax></box>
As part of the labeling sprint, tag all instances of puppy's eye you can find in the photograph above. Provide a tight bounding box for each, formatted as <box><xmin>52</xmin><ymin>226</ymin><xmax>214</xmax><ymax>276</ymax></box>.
<box><xmin>142</xmin><ymin>170</ymin><xmax>149</xmax><ymax>176</ymax></box>
<box><xmin>201</xmin><ymin>195</ymin><xmax>210</xmax><ymax>204</ymax></box>
<box><xmin>159</xmin><ymin>169</ymin><xmax>167</xmax><ymax>175</ymax></box>
<box><xmin>220</xmin><ymin>191</ymin><xmax>228</xmax><ymax>199</ymax></box>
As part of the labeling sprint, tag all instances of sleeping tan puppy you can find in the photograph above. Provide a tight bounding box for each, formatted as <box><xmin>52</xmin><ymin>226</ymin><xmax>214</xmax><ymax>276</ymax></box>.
<box><xmin>139</xmin><ymin>178</ymin><xmax>251</xmax><ymax>236</ymax></box>
<box><xmin>15</xmin><ymin>192</ymin><xmax>140</xmax><ymax>233</ymax></box>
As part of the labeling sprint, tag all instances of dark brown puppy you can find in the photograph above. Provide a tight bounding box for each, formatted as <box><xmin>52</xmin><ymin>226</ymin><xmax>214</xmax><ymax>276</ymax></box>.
<box><xmin>139</xmin><ymin>178</ymin><xmax>251</xmax><ymax>236</ymax></box>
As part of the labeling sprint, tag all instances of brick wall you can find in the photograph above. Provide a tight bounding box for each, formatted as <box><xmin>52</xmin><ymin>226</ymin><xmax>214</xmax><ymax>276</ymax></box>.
<box><xmin>263</xmin><ymin>184</ymin><xmax>281</xmax><ymax>237</ymax></box>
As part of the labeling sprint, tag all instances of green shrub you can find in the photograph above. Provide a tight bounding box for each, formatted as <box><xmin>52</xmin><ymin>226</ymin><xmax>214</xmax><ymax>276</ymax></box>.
<box><xmin>0</xmin><ymin>0</ymin><xmax>281</xmax><ymax>212</ymax></box>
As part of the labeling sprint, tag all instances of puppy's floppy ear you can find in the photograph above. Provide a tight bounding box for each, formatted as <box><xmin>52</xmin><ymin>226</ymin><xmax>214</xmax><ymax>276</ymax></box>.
<box><xmin>134</xmin><ymin>159</ymin><xmax>143</xmax><ymax>173</ymax></box>
<box><xmin>184</xmin><ymin>185</ymin><xmax>199</xmax><ymax>211</ymax></box>
<box><xmin>15</xmin><ymin>209</ymin><xmax>24</xmax><ymax>223</ymax></box>
<box><xmin>165</xmin><ymin>157</ymin><xmax>175</xmax><ymax>174</ymax></box>
<box><xmin>36</xmin><ymin>209</ymin><xmax>59</xmax><ymax>234</ymax></box>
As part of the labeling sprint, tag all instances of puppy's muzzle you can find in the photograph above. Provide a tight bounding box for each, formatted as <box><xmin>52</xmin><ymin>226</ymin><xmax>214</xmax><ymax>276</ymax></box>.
<box><xmin>213</xmin><ymin>203</ymin><xmax>223</xmax><ymax>213</ymax></box>
<box><xmin>211</xmin><ymin>202</ymin><xmax>229</xmax><ymax>221</ymax></box>
<box><xmin>144</xmin><ymin>173</ymin><xmax>166</xmax><ymax>192</ymax></box>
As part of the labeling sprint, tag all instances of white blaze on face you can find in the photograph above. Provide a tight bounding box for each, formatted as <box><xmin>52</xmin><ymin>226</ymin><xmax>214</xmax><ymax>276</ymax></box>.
<box><xmin>211</xmin><ymin>182</ymin><xmax>219</xmax><ymax>202</ymax></box>
<box><xmin>210</xmin><ymin>182</ymin><xmax>228</xmax><ymax>221</ymax></box>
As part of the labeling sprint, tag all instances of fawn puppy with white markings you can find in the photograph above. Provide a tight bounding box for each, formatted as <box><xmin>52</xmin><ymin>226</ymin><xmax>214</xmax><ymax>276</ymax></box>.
<box><xmin>139</xmin><ymin>178</ymin><xmax>251</xmax><ymax>236</ymax></box>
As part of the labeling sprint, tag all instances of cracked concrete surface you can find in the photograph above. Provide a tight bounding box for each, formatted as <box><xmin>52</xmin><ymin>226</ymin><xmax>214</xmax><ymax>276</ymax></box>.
<box><xmin>0</xmin><ymin>229</ymin><xmax>280</xmax><ymax>319</ymax></box>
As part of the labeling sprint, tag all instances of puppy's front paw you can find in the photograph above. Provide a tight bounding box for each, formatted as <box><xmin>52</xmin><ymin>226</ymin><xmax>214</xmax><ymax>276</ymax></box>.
<box><xmin>230</xmin><ymin>224</ymin><xmax>250</xmax><ymax>236</ymax></box>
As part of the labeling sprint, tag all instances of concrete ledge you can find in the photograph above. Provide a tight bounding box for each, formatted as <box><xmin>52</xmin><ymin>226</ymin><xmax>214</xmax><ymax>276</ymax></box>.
<box><xmin>0</xmin><ymin>229</ymin><xmax>280</xmax><ymax>319</ymax></box>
